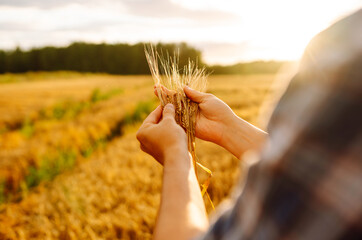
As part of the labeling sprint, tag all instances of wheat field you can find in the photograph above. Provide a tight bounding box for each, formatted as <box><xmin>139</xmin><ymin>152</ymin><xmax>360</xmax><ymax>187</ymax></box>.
<box><xmin>0</xmin><ymin>72</ymin><xmax>281</xmax><ymax>239</ymax></box>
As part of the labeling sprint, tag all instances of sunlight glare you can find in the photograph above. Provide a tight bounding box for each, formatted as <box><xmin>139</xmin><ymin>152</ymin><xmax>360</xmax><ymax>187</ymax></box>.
<box><xmin>175</xmin><ymin>0</ymin><xmax>361</xmax><ymax>61</ymax></box>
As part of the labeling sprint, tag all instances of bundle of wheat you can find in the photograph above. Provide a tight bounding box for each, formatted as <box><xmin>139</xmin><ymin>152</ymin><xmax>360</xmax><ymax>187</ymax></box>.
<box><xmin>145</xmin><ymin>45</ymin><xmax>214</xmax><ymax>209</ymax></box>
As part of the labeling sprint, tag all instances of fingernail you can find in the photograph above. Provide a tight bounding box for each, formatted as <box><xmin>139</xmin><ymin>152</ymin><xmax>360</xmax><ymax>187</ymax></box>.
<box><xmin>184</xmin><ymin>85</ymin><xmax>190</xmax><ymax>89</ymax></box>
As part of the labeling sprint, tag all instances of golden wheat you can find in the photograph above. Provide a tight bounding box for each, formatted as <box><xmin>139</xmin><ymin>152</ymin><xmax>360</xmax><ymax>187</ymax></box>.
<box><xmin>0</xmin><ymin>73</ymin><xmax>277</xmax><ymax>239</ymax></box>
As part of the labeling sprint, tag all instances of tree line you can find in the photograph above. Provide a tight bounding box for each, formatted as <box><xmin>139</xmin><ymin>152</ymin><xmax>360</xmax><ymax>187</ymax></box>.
<box><xmin>0</xmin><ymin>42</ymin><xmax>288</xmax><ymax>75</ymax></box>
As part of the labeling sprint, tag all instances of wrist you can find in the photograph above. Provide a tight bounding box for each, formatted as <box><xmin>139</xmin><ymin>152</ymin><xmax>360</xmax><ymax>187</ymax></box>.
<box><xmin>220</xmin><ymin>115</ymin><xmax>267</xmax><ymax>159</ymax></box>
<box><xmin>163</xmin><ymin>145</ymin><xmax>192</xmax><ymax>169</ymax></box>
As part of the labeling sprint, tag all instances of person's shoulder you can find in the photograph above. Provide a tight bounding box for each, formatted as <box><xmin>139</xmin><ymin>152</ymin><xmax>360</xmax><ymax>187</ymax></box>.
<box><xmin>307</xmin><ymin>9</ymin><xmax>361</xmax><ymax>50</ymax></box>
<box><xmin>301</xmin><ymin>9</ymin><xmax>362</xmax><ymax>72</ymax></box>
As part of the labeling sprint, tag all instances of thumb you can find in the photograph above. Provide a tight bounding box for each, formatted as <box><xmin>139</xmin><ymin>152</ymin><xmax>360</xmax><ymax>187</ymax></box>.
<box><xmin>184</xmin><ymin>86</ymin><xmax>208</xmax><ymax>103</ymax></box>
<box><xmin>162</xmin><ymin>103</ymin><xmax>175</xmax><ymax>121</ymax></box>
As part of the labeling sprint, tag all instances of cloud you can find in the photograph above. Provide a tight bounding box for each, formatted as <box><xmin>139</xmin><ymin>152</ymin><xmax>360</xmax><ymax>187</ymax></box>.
<box><xmin>0</xmin><ymin>0</ymin><xmax>239</xmax><ymax>25</ymax></box>
<box><xmin>0</xmin><ymin>0</ymin><xmax>239</xmax><ymax>24</ymax></box>
<box><xmin>193</xmin><ymin>40</ymin><xmax>306</xmax><ymax>64</ymax></box>
<box><xmin>192</xmin><ymin>42</ymin><xmax>251</xmax><ymax>64</ymax></box>
<box><xmin>0</xmin><ymin>0</ymin><xmax>248</xmax><ymax>64</ymax></box>
<box><xmin>3</xmin><ymin>0</ymin><xmax>353</xmax><ymax>63</ymax></box>
<box><xmin>0</xmin><ymin>0</ymin><xmax>90</xmax><ymax>8</ymax></box>
<box><xmin>121</xmin><ymin>0</ymin><xmax>239</xmax><ymax>23</ymax></box>
<box><xmin>0</xmin><ymin>22</ymin><xmax>33</xmax><ymax>31</ymax></box>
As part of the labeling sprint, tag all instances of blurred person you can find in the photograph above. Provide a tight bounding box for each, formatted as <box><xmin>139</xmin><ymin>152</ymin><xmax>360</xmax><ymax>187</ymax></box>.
<box><xmin>136</xmin><ymin>9</ymin><xmax>362</xmax><ymax>240</ymax></box>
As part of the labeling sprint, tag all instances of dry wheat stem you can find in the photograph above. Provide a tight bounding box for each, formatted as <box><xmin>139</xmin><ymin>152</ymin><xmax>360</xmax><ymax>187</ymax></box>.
<box><xmin>145</xmin><ymin>45</ymin><xmax>213</xmax><ymax>209</ymax></box>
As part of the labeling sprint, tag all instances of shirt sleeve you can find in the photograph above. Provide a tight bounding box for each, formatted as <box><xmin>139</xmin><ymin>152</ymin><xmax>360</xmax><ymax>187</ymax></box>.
<box><xmin>196</xmin><ymin>9</ymin><xmax>362</xmax><ymax>240</ymax></box>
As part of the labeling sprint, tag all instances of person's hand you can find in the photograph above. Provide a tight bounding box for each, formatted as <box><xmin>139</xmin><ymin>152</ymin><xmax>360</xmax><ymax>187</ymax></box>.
<box><xmin>183</xmin><ymin>86</ymin><xmax>236</xmax><ymax>145</ymax></box>
<box><xmin>183</xmin><ymin>86</ymin><xmax>267</xmax><ymax>158</ymax></box>
<box><xmin>153</xmin><ymin>85</ymin><xmax>235</xmax><ymax>145</ymax></box>
<box><xmin>136</xmin><ymin>104</ymin><xmax>188</xmax><ymax>165</ymax></box>
<box><xmin>153</xmin><ymin>85</ymin><xmax>267</xmax><ymax>159</ymax></box>
<box><xmin>183</xmin><ymin>86</ymin><xmax>267</xmax><ymax>159</ymax></box>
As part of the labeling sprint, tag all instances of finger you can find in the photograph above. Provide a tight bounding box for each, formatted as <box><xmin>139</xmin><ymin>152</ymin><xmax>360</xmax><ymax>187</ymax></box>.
<box><xmin>154</xmin><ymin>85</ymin><xmax>161</xmax><ymax>98</ymax></box>
<box><xmin>143</xmin><ymin>105</ymin><xmax>162</xmax><ymax>124</ymax></box>
<box><xmin>184</xmin><ymin>86</ymin><xmax>208</xmax><ymax>103</ymax></box>
<box><xmin>153</xmin><ymin>84</ymin><xmax>171</xmax><ymax>97</ymax></box>
<box><xmin>160</xmin><ymin>85</ymin><xmax>176</xmax><ymax>96</ymax></box>
<box><xmin>154</xmin><ymin>87</ymin><xmax>168</xmax><ymax>106</ymax></box>
<box><xmin>162</xmin><ymin>103</ymin><xmax>175</xmax><ymax>121</ymax></box>
<box><xmin>154</xmin><ymin>85</ymin><xmax>177</xmax><ymax>106</ymax></box>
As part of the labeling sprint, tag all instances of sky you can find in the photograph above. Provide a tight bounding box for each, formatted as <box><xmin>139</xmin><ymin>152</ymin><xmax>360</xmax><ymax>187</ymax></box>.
<box><xmin>0</xmin><ymin>0</ymin><xmax>361</xmax><ymax>64</ymax></box>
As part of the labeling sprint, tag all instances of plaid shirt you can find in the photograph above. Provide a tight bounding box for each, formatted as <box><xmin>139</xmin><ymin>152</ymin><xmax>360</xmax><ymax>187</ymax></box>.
<box><xmin>197</xmin><ymin>9</ymin><xmax>362</xmax><ymax>240</ymax></box>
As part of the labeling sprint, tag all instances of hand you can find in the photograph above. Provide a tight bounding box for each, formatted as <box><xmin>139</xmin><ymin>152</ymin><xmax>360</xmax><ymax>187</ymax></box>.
<box><xmin>136</xmin><ymin>104</ymin><xmax>188</xmax><ymax>165</ymax></box>
<box><xmin>153</xmin><ymin>85</ymin><xmax>235</xmax><ymax>145</ymax></box>
<box><xmin>183</xmin><ymin>86</ymin><xmax>267</xmax><ymax>159</ymax></box>
<box><xmin>183</xmin><ymin>86</ymin><xmax>236</xmax><ymax>145</ymax></box>
<box><xmin>153</xmin><ymin>85</ymin><xmax>267</xmax><ymax>159</ymax></box>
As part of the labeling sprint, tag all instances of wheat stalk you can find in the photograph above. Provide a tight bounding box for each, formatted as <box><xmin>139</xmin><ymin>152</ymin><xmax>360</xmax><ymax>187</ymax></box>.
<box><xmin>145</xmin><ymin>45</ymin><xmax>214</xmax><ymax>209</ymax></box>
